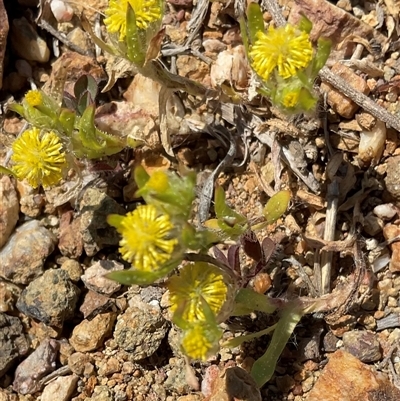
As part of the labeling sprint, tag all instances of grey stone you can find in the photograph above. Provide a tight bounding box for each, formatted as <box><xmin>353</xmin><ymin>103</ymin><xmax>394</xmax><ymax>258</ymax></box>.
<box><xmin>79</xmin><ymin>189</ymin><xmax>125</xmax><ymax>256</ymax></box>
<box><xmin>88</xmin><ymin>385</ymin><xmax>114</xmax><ymax>401</ymax></box>
<box><xmin>0</xmin><ymin>220</ymin><xmax>57</xmax><ymax>285</ymax></box>
<box><xmin>114</xmin><ymin>305</ymin><xmax>168</xmax><ymax>360</ymax></box>
<box><xmin>0</xmin><ymin>313</ymin><xmax>29</xmax><ymax>378</ymax></box>
<box><xmin>81</xmin><ymin>260</ymin><xmax>123</xmax><ymax>296</ymax></box>
<box><xmin>16</xmin><ymin>269</ymin><xmax>80</xmax><ymax>327</ymax></box>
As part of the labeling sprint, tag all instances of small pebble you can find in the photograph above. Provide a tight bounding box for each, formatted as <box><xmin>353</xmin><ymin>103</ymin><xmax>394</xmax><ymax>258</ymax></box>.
<box><xmin>0</xmin><ymin>220</ymin><xmax>57</xmax><ymax>285</ymax></box>
<box><xmin>13</xmin><ymin>338</ymin><xmax>59</xmax><ymax>395</ymax></box>
<box><xmin>0</xmin><ymin>314</ymin><xmax>29</xmax><ymax>378</ymax></box>
<box><xmin>81</xmin><ymin>260</ymin><xmax>123</xmax><ymax>296</ymax></box>
<box><xmin>69</xmin><ymin>312</ymin><xmax>116</xmax><ymax>352</ymax></box>
<box><xmin>342</xmin><ymin>330</ymin><xmax>381</xmax><ymax>362</ymax></box>
<box><xmin>10</xmin><ymin>17</ymin><xmax>50</xmax><ymax>62</ymax></box>
<box><xmin>0</xmin><ymin>176</ymin><xmax>19</xmax><ymax>249</ymax></box>
<box><xmin>41</xmin><ymin>375</ymin><xmax>78</xmax><ymax>401</ymax></box>
<box><xmin>114</xmin><ymin>305</ymin><xmax>168</xmax><ymax>360</ymax></box>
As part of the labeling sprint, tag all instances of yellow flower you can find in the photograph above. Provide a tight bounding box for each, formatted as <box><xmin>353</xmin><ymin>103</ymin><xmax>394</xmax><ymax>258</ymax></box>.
<box><xmin>109</xmin><ymin>204</ymin><xmax>178</xmax><ymax>271</ymax></box>
<box><xmin>168</xmin><ymin>262</ymin><xmax>229</xmax><ymax>323</ymax></box>
<box><xmin>25</xmin><ymin>90</ymin><xmax>43</xmax><ymax>107</ymax></box>
<box><xmin>250</xmin><ymin>24</ymin><xmax>313</xmax><ymax>80</ymax></box>
<box><xmin>181</xmin><ymin>321</ymin><xmax>222</xmax><ymax>360</ymax></box>
<box><xmin>11</xmin><ymin>128</ymin><xmax>67</xmax><ymax>188</ymax></box>
<box><xmin>104</xmin><ymin>0</ymin><xmax>162</xmax><ymax>41</ymax></box>
<box><xmin>282</xmin><ymin>90</ymin><xmax>300</xmax><ymax>108</ymax></box>
<box><xmin>146</xmin><ymin>170</ymin><xmax>169</xmax><ymax>192</ymax></box>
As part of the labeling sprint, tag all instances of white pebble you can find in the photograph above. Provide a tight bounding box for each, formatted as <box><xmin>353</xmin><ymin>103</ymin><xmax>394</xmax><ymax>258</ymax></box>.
<box><xmin>373</xmin><ymin>203</ymin><xmax>397</xmax><ymax>220</ymax></box>
<box><xmin>50</xmin><ymin>0</ymin><xmax>74</xmax><ymax>22</ymax></box>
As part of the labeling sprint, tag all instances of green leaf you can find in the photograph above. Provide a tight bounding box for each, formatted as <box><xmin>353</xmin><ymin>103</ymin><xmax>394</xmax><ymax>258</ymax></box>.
<box><xmin>134</xmin><ymin>165</ymin><xmax>150</xmax><ymax>189</ymax></box>
<box><xmin>126</xmin><ymin>4</ymin><xmax>145</xmax><ymax>66</ymax></box>
<box><xmin>58</xmin><ymin>108</ymin><xmax>76</xmax><ymax>136</ymax></box>
<box><xmin>0</xmin><ymin>165</ymin><xmax>16</xmax><ymax>177</ymax></box>
<box><xmin>251</xmin><ymin>307</ymin><xmax>303</xmax><ymax>387</ymax></box>
<box><xmin>298</xmin><ymin>15</ymin><xmax>313</xmax><ymax>33</ymax></box>
<box><xmin>223</xmin><ymin>324</ymin><xmax>277</xmax><ymax>348</ymax></box>
<box><xmin>215</xmin><ymin>186</ymin><xmax>246</xmax><ymax>224</ymax></box>
<box><xmin>106</xmin><ymin>258</ymin><xmax>180</xmax><ymax>286</ymax></box>
<box><xmin>263</xmin><ymin>190</ymin><xmax>291</xmax><ymax>224</ymax></box>
<box><xmin>232</xmin><ymin>288</ymin><xmax>278</xmax><ymax>315</ymax></box>
<box><xmin>311</xmin><ymin>38</ymin><xmax>331</xmax><ymax>78</ymax></box>
<box><xmin>239</xmin><ymin>16</ymin><xmax>250</xmax><ymax>56</ymax></box>
<box><xmin>247</xmin><ymin>2</ymin><xmax>265</xmax><ymax>45</ymax></box>
<box><xmin>78</xmin><ymin>105</ymin><xmax>105</xmax><ymax>150</ymax></box>
<box><xmin>105</xmin><ymin>269</ymin><xmax>166</xmax><ymax>286</ymax></box>
<box><xmin>107</xmin><ymin>213</ymin><xmax>125</xmax><ymax>228</ymax></box>
<box><xmin>298</xmin><ymin>88</ymin><xmax>317</xmax><ymax>111</ymax></box>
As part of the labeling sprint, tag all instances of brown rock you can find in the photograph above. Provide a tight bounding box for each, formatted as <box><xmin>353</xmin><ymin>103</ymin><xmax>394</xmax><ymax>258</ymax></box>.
<box><xmin>203</xmin><ymin>366</ymin><xmax>261</xmax><ymax>401</ymax></box>
<box><xmin>79</xmin><ymin>290</ymin><xmax>114</xmax><ymax>320</ymax></box>
<box><xmin>70</xmin><ymin>312</ymin><xmax>116</xmax><ymax>352</ymax></box>
<box><xmin>58</xmin><ymin>212</ymin><xmax>84</xmax><ymax>259</ymax></box>
<box><xmin>0</xmin><ymin>0</ymin><xmax>8</xmax><ymax>90</ymax></box>
<box><xmin>41</xmin><ymin>375</ymin><xmax>78</xmax><ymax>401</ymax></box>
<box><xmin>10</xmin><ymin>17</ymin><xmax>50</xmax><ymax>62</ymax></box>
<box><xmin>383</xmin><ymin>223</ymin><xmax>400</xmax><ymax>272</ymax></box>
<box><xmin>385</xmin><ymin>156</ymin><xmax>400</xmax><ymax>202</ymax></box>
<box><xmin>289</xmin><ymin>0</ymin><xmax>386</xmax><ymax>50</ymax></box>
<box><xmin>342</xmin><ymin>330</ymin><xmax>382</xmax><ymax>362</ymax></box>
<box><xmin>176</xmin><ymin>55</ymin><xmax>210</xmax><ymax>85</ymax></box>
<box><xmin>68</xmin><ymin>352</ymin><xmax>91</xmax><ymax>376</ymax></box>
<box><xmin>44</xmin><ymin>51</ymin><xmax>105</xmax><ymax>96</ymax></box>
<box><xmin>320</xmin><ymin>63</ymin><xmax>370</xmax><ymax>118</ymax></box>
<box><xmin>0</xmin><ymin>176</ymin><xmax>19</xmax><ymax>249</ymax></box>
<box><xmin>306</xmin><ymin>350</ymin><xmax>400</xmax><ymax>401</ymax></box>
<box><xmin>60</xmin><ymin>259</ymin><xmax>83</xmax><ymax>283</ymax></box>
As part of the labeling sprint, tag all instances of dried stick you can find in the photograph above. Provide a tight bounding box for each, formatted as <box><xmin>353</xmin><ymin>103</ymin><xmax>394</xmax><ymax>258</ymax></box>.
<box><xmin>38</xmin><ymin>19</ymin><xmax>91</xmax><ymax>57</ymax></box>
<box><xmin>262</xmin><ymin>0</ymin><xmax>400</xmax><ymax>132</ymax></box>
<box><xmin>320</xmin><ymin>180</ymin><xmax>339</xmax><ymax>294</ymax></box>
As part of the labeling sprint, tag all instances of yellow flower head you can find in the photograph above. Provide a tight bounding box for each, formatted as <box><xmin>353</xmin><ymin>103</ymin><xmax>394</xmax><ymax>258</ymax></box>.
<box><xmin>250</xmin><ymin>24</ymin><xmax>313</xmax><ymax>81</ymax></box>
<box><xmin>25</xmin><ymin>90</ymin><xmax>43</xmax><ymax>107</ymax></box>
<box><xmin>11</xmin><ymin>128</ymin><xmax>67</xmax><ymax>189</ymax></box>
<box><xmin>104</xmin><ymin>0</ymin><xmax>162</xmax><ymax>41</ymax></box>
<box><xmin>181</xmin><ymin>321</ymin><xmax>222</xmax><ymax>361</ymax></box>
<box><xmin>168</xmin><ymin>262</ymin><xmax>229</xmax><ymax>323</ymax></box>
<box><xmin>109</xmin><ymin>204</ymin><xmax>178</xmax><ymax>271</ymax></box>
<box><xmin>146</xmin><ymin>170</ymin><xmax>169</xmax><ymax>193</ymax></box>
<box><xmin>282</xmin><ymin>90</ymin><xmax>300</xmax><ymax>108</ymax></box>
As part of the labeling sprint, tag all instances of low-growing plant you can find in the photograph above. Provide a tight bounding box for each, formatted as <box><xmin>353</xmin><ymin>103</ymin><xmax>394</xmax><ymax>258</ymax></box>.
<box><xmin>0</xmin><ymin>0</ymin><xmax>333</xmax><ymax>388</ymax></box>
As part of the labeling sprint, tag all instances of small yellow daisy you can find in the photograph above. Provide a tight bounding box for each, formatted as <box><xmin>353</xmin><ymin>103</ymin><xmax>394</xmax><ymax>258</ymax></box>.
<box><xmin>181</xmin><ymin>320</ymin><xmax>222</xmax><ymax>360</ymax></box>
<box><xmin>104</xmin><ymin>0</ymin><xmax>162</xmax><ymax>41</ymax></box>
<box><xmin>168</xmin><ymin>262</ymin><xmax>229</xmax><ymax>323</ymax></box>
<box><xmin>250</xmin><ymin>24</ymin><xmax>313</xmax><ymax>81</ymax></box>
<box><xmin>25</xmin><ymin>90</ymin><xmax>43</xmax><ymax>107</ymax></box>
<box><xmin>109</xmin><ymin>204</ymin><xmax>178</xmax><ymax>271</ymax></box>
<box><xmin>11</xmin><ymin>128</ymin><xmax>67</xmax><ymax>188</ymax></box>
<box><xmin>282</xmin><ymin>90</ymin><xmax>300</xmax><ymax>108</ymax></box>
